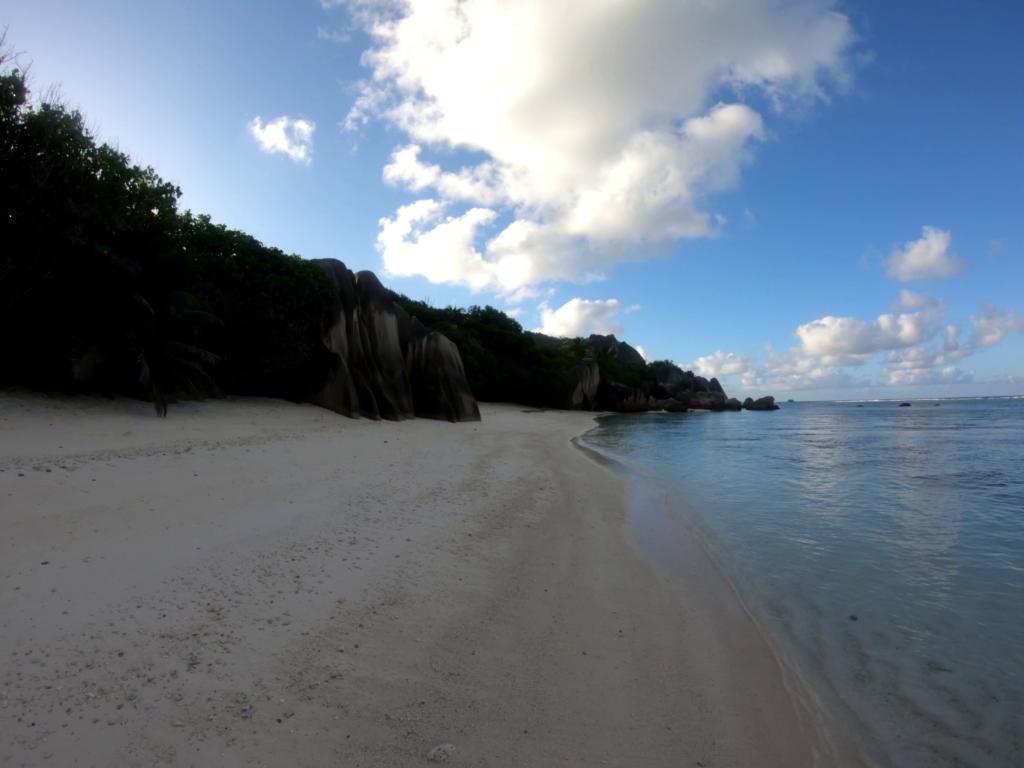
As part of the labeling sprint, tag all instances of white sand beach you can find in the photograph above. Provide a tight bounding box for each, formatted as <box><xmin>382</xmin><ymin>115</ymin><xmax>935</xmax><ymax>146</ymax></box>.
<box><xmin>1</xmin><ymin>393</ymin><xmax>853</xmax><ymax>767</ymax></box>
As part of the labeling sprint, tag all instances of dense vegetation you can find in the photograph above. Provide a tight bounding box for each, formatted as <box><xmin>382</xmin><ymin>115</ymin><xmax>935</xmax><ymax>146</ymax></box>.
<box><xmin>1</xmin><ymin>49</ymin><xmax>656</xmax><ymax>414</ymax></box>
<box><xmin>0</xmin><ymin>55</ymin><xmax>336</xmax><ymax>414</ymax></box>
<box><xmin>391</xmin><ymin>296</ymin><xmax>658</xmax><ymax>406</ymax></box>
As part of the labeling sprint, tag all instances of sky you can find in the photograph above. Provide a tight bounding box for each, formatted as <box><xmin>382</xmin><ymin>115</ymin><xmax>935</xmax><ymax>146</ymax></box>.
<box><xmin>5</xmin><ymin>0</ymin><xmax>1023</xmax><ymax>400</ymax></box>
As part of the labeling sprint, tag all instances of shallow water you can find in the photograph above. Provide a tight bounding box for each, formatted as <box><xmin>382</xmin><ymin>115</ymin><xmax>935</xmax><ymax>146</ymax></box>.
<box><xmin>583</xmin><ymin>398</ymin><xmax>1024</xmax><ymax>767</ymax></box>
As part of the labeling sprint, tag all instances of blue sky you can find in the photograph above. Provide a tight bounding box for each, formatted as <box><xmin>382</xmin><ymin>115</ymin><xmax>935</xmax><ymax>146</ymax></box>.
<box><xmin>6</xmin><ymin>0</ymin><xmax>1023</xmax><ymax>399</ymax></box>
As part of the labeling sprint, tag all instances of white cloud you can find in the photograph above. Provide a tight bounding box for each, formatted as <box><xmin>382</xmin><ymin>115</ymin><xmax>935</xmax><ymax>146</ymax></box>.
<box><xmin>736</xmin><ymin>296</ymin><xmax>1024</xmax><ymax>393</ymax></box>
<box><xmin>376</xmin><ymin>199</ymin><xmax>499</xmax><ymax>290</ymax></box>
<box><xmin>344</xmin><ymin>0</ymin><xmax>856</xmax><ymax>291</ymax></box>
<box><xmin>887</xmin><ymin>366</ymin><xmax>972</xmax><ymax>387</ymax></box>
<box><xmin>693</xmin><ymin>350</ymin><xmax>750</xmax><ymax>377</ymax></box>
<box><xmin>896</xmin><ymin>289</ymin><xmax>941</xmax><ymax>310</ymax></box>
<box><xmin>534</xmin><ymin>298</ymin><xmax>624</xmax><ymax>338</ymax></box>
<box><xmin>795</xmin><ymin>304</ymin><xmax>942</xmax><ymax>358</ymax></box>
<box><xmin>887</xmin><ymin>226</ymin><xmax>963</xmax><ymax>281</ymax></box>
<box><xmin>742</xmin><ymin>343</ymin><xmax>870</xmax><ymax>392</ymax></box>
<box><xmin>248</xmin><ymin>116</ymin><xmax>316</xmax><ymax>164</ymax></box>
<box><xmin>383</xmin><ymin>144</ymin><xmax>504</xmax><ymax>204</ymax></box>
<box><xmin>970</xmin><ymin>305</ymin><xmax>1024</xmax><ymax>349</ymax></box>
<box><xmin>635</xmin><ymin>345</ymin><xmax>648</xmax><ymax>362</ymax></box>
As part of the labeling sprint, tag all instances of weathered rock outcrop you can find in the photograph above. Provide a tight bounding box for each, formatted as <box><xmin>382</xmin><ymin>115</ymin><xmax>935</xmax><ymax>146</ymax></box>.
<box><xmin>570</xmin><ymin>358</ymin><xmax>601</xmax><ymax>410</ymax></box>
<box><xmin>743</xmin><ymin>395</ymin><xmax>780</xmax><ymax>411</ymax></box>
<box><xmin>556</xmin><ymin>337</ymin><xmax>778</xmax><ymax>416</ymax></box>
<box><xmin>586</xmin><ymin>334</ymin><xmax>646</xmax><ymax>367</ymax></box>
<box><xmin>600</xmin><ymin>381</ymin><xmax>649</xmax><ymax>412</ymax></box>
<box><xmin>405</xmin><ymin>318</ymin><xmax>481</xmax><ymax>421</ymax></box>
<box><xmin>310</xmin><ymin>259</ymin><xmax>480</xmax><ymax>422</ymax></box>
<box><xmin>685</xmin><ymin>391</ymin><xmax>726</xmax><ymax>411</ymax></box>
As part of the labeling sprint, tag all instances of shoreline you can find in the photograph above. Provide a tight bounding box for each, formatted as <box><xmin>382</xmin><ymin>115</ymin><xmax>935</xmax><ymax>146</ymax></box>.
<box><xmin>575</xmin><ymin>419</ymin><xmax>885</xmax><ymax>768</ymax></box>
<box><xmin>3</xmin><ymin>392</ymin><xmax>855</xmax><ymax>766</ymax></box>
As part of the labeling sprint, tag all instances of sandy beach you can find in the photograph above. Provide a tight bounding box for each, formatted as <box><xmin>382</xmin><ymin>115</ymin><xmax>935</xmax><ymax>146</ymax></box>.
<box><xmin>1</xmin><ymin>392</ymin><xmax>850</xmax><ymax>767</ymax></box>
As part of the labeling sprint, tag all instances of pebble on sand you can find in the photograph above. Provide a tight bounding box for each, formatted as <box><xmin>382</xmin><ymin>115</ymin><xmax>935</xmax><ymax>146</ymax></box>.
<box><xmin>427</xmin><ymin>743</ymin><xmax>456</xmax><ymax>762</ymax></box>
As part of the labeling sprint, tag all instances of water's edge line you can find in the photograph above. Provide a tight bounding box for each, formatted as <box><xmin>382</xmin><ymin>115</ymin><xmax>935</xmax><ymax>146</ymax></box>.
<box><xmin>570</xmin><ymin>419</ymin><xmax>887</xmax><ymax>768</ymax></box>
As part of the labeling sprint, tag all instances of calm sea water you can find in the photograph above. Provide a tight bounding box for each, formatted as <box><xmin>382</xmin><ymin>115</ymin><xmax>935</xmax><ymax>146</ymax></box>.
<box><xmin>582</xmin><ymin>398</ymin><xmax>1024</xmax><ymax>767</ymax></box>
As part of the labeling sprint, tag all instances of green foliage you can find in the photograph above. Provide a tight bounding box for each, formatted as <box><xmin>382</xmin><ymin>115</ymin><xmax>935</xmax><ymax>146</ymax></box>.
<box><xmin>0</xmin><ymin>54</ymin><xmax>335</xmax><ymax>414</ymax></box>
<box><xmin>176</xmin><ymin>215</ymin><xmax>335</xmax><ymax>397</ymax></box>
<box><xmin>391</xmin><ymin>295</ymin><xmax>655</xmax><ymax>407</ymax></box>
<box><xmin>390</xmin><ymin>296</ymin><xmax>572</xmax><ymax>406</ymax></box>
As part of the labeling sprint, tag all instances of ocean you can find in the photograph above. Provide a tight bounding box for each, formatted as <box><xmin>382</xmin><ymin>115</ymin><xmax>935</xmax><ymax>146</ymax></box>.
<box><xmin>581</xmin><ymin>397</ymin><xmax>1023</xmax><ymax>767</ymax></box>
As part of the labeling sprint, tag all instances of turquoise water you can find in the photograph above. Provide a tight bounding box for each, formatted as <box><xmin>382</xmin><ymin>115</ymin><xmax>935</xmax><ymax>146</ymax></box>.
<box><xmin>582</xmin><ymin>398</ymin><xmax>1024</xmax><ymax>767</ymax></box>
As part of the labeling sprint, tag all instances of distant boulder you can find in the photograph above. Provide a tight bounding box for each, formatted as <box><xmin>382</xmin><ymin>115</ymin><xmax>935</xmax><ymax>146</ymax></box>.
<box><xmin>709</xmin><ymin>377</ymin><xmax>725</xmax><ymax>395</ymax></box>
<box><xmin>724</xmin><ymin>397</ymin><xmax>742</xmax><ymax>411</ymax></box>
<box><xmin>600</xmin><ymin>381</ymin><xmax>649</xmax><ymax>412</ymax></box>
<box><xmin>650</xmin><ymin>362</ymin><xmax>691</xmax><ymax>396</ymax></box>
<box><xmin>587</xmin><ymin>334</ymin><xmax>646</xmax><ymax>367</ymax></box>
<box><xmin>744</xmin><ymin>395</ymin><xmax>780</xmax><ymax>411</ymax></box>
<box><xmin>649</xmin><ymin>360</ymin><xmax>687</xmax><ymax>393</ymax></box>
<box><xmin>651</xmin><ymin>361</ymin><xmax>709</xmax><ymax>398</ymax></box>
<box><xmin>688</xmin><ymin>391</ymin><xmax>727</xmax><ymax>411</ymax></box>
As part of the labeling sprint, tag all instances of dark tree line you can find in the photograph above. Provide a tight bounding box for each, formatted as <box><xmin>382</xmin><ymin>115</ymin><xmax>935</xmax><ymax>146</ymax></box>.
<box><xmin>389</xmin><ymin>297</ymin><xmax>657</xmax><ymax>408</ymax></box>
<box><xmin>0</xmin><ymin>55</ymin><xmax>336</xmax><ymax>414</ymax></box>
<box><xmin>1</xmin><ymin>48</ymin><xmax>657</xmax><ymax>414</ymax></box>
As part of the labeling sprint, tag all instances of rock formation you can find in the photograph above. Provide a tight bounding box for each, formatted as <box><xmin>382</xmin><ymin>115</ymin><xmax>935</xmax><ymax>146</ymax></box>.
<box><xmin>310</xmin><ymin>259</ymin><xmax>480</xmax><ymax>422</ymax></box>
<box><xmin>600</xmin><ymin>381</ymin><xmax>650</xmax><ymax>412</ymax></box>
<box><xmin>565</xmin><ymin>355</ymin><xmax>777</xmax><ymax>415</ymax></box>
<box><xmin>405</xmin><ymin>318</ymin><xmax>481</xmax><ymax>421</ymax></box>
<box><xmin>586</xmin><ymin>334</ymin><xmax>646</xmax><ymax>367</ymax></box>
<box><xmin>530</xmin><ymin>331</ymin><xmax>646</xmax><ymax>368</ymax></box>
<box><xmin>743</xmin><ymin>395</ymin><xmax>780</xmax><ymax>411</ymax></box>
<box><xmin>570</xmin><ymin>358</ymin><xmax>601</xmax><ymax>410</ymax></box>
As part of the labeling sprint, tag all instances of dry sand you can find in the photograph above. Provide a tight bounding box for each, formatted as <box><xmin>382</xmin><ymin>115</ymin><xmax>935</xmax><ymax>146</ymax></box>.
<box><xmin>1</xmin><ymin>392</ymin><xmax>854</xmax><ymax>767</ymax></box>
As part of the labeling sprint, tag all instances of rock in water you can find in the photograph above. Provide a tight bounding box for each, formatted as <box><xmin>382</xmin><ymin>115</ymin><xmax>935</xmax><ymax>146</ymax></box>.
<box><xmin>744</xmin><ymin>395</ymin><xmax>780</xmax><ymax>411</ymax></box>
<box><xmin>427</xmin><ymin>743</ymin><xmax>456</xmax><ymax>762</ymax></box>
<box><xmin>311</xmin><ymin>259</ymin><xmax>480</xmax><ymax>421</ymax></box>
